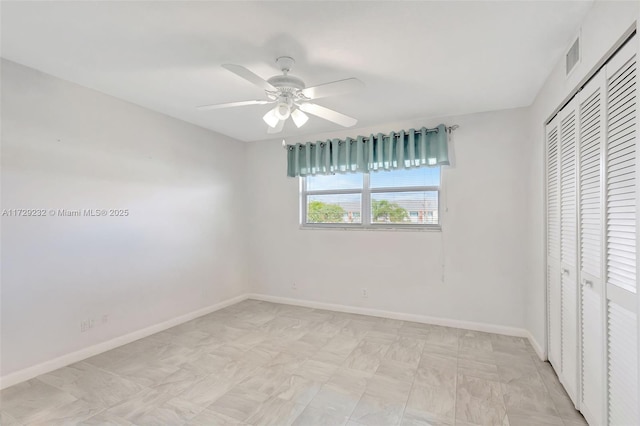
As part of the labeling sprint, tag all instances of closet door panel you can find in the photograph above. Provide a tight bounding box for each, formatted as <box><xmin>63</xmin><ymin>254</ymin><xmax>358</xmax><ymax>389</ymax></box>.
<box><xmin>607</xmin><ymin>299</ymin><xmax>638</xmax><ymax>426</ymax></box>
<box><xmin>605</xmin><ymin>36</ymin><xmax>638</xmax><ymax>426</ymax></box>
<box><xmin>577</xmin><ymin>70</ymin><xmax>605</xmax><ymax>426</ymax></box>
<box><xmin>547</xmin><ymin>118</ymin><xmax>562</xmax><ymax>370</ymax></box>
<box><xmin>559</xmin><ymin>98</ymin><xmax>580</xmax><ymax>404</ymax></box>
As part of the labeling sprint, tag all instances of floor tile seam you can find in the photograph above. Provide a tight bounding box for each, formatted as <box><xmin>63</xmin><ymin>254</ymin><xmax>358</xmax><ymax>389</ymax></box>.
<box><xmin>338</xmin><ymin>355</ymin><xmax>384</xmax><ymax>425</ymax></box>
<box><xmin>202</xmin><ymin>388</ymin><xmax>266</xmax><ymax>424</ymax></box>
<box><xmin>83</xmin><ymin>349</ymin><xmax>145</xmax><ymax>373</ymax></box>
<box><xmin>396</xmin><ymin>339</ymin><xmax>428</xmax><ymax>426</ymax></box>
<box><xmin>14</xmin><ymin>396</ymin><xmax>104</xmax><ymax>426</ymax></box>
<box><xmin>5</xmin><ymin>375</ymin><xmax>71</xmax><ymax>402</ymax></box>
<box><xmin>453</xmin><ymin>351</ymin><xmax>460</xmax><ymax>425</ymax></box>
<box><xmin>339</xmin><ymin>342</ymin><xmax>362</xmax><ymax>365</ymax></box>
<box><xmin>286</xmin><ymin>373</ymin><xmax>333</xmax><ymax>426</ymax></box>
<box><xmin>52</xmin><ymin>405</ymin><xmax>109</xmax><ymax>426</ymax></box>
<box><xmin>276</xmin><ymin>357</ymin><xmax>341</xmax><ymax>424</ymax></box>
<box><xmin>343</xmin><ymin>385</ymin><xmax>372</xmax><ymax>424</ymax></box>
<box><xmin>503</xmin><ymin>404</ymin><xmax>566</xmax><ymax>422</ymax></box>
<box><xmin>498</xmin><ymin>376</ymin><xmax>515</xmax><ymax>424</ymax></box>
<box><xmin>26</xmin><ymin>376</ymin><xmax>125</xmax><ymax>415</ymax></box>
<box><xmin>529</xmin><ymin>362</ymin><xmax>566</xmax><ymax>418</ymax></box>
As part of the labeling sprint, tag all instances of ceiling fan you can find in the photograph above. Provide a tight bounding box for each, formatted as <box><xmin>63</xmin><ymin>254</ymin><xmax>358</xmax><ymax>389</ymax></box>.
<box><xmin>197</xmin><ymin>56</ymin><xmax>364</xmax><ymax>134</ymax></box>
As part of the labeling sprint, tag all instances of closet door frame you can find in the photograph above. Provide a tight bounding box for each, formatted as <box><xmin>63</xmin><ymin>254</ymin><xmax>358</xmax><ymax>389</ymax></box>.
<box><xmin>543</xmin><ymin>25</ymin><xmax>640</xmax><ymax>425</ymax></box>
<box><xmin>637</xmin><ymin>35</ymin><xmax>640</xmax><ymax>426</ymax></box>
<box><xmin>635</xmin><ymin>33</ymin><xmax>640</xmax><ymax>426</ymax></box>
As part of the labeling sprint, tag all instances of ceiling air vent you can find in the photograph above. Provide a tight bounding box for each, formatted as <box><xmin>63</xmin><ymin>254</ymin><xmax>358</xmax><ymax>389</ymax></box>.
<box><xmin>566</xmin><ymin>36</ymin><xmax>580</xmax><ymax>76</ymax></box>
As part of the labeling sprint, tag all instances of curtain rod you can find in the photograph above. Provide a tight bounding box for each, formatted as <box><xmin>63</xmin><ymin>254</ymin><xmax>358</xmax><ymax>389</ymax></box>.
<box><xmin>282</xmin><ymin>124</ymin><xmax>459</xmax><ymax>149</ymax></box>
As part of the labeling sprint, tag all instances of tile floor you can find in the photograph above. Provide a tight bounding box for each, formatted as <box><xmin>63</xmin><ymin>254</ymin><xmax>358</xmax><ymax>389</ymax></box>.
<box><xmin>0</xmin><ymin>300</ymin><xmax>587</xmax><ymax>426</ymax></box>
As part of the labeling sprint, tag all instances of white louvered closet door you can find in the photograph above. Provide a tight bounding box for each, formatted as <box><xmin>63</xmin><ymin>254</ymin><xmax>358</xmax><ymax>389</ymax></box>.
<box><xmin>577</xmin><ymin>69</ymin><xmax>605</xmax><ymax>426</ymax></box>
<box><xmin>559</xmin><ymin>97</ymin><xmax>580</xmax><ymax>404</ymax></box>
<box><xmin>604</xmin><ymin>36</ymin><xmax>639</xmax><ymax>426</ymax></box>
<box><xmin>547</xmin><ymin>118</ymin><xmax>562</xmax><ymax>371</ymax></box>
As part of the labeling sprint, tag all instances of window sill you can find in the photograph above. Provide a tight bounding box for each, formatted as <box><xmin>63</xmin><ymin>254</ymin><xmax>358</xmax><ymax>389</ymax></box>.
<box><xmin>299</xmin><ymin>224</ymin><xmax>442</xmax><ymax>232</ymax></box>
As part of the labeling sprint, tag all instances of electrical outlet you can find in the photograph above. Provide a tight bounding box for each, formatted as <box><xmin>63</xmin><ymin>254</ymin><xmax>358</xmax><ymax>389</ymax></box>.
<box><xmin>88</xmin><ymin>319</ymin><xmax>95</xmax><ymax>329</ymax></box>
<box><xmin>292</xmin><ymin>282</ymin><xmax>297</xmax><ymax>290</ymax></box>
<box><xmin>102</xmin><ymin>315</ymin><xmax>109</xmax><ymax>324</ymax></box>
<box><xmin>80</xmin><ymin>320</ymin><xmax>88</xmax><ymax>332</ymax></box>
<box><xmin>361</xmin><ymin>288</ymin><xmax>368</xmax><ymax>298</ymax></box>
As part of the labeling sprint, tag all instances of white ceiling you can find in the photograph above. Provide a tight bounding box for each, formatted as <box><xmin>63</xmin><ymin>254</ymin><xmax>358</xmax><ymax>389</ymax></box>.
<box><xmin>2</xmin><ymin>1</ymin><xmax>593</xmax><ymax>142</ymax></box>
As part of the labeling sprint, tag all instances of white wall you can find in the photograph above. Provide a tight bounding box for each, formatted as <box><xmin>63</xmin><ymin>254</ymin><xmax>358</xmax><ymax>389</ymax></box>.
<box><xmin>524</xmin><ymin>1</ymin><xmax>640</xmax><ymax>352</ymax></box>
<box><xmin>0</xmin><ymin>60</ymin><xmax>249</xmax><ymax>376</ymax></box>
<box><xmin>246</xmin><ymin>108</ymin><xmax>530</xmax><ymax>331</ymax></box>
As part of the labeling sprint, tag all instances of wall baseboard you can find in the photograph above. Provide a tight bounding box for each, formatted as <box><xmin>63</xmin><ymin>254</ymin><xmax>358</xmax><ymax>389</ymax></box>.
<box><xmin>0</xmin><ymin>294</ymin><xmax>247</xmax><ymax>390</ymax></box>
<box><xmin>525</xmin><ymin>329</ymin><xmax>547</xmax><ymax>361</ymax></box>
<box><xmin>247</xmin><ymin>293</ymin><xmax>530</xmax><ymax>338</ymax></box>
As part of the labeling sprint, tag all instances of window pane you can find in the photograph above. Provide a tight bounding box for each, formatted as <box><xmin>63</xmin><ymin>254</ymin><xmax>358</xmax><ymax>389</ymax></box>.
<box><xmin>306</xmin><ymin>174</ymin><xmax>363</xmax><ymax>191</ymax></box>
<box><xmin>370</xmin><ymin>167</ymin><xmax>440</xmax><ymax>189</ymax></box>
<box><xmin>371</xmin><ymin>191</ymin><xmax>438</xmax><ymax>224</ymax></box>
<box><xmin>307</xmin><ymin>194</ymin><xmax>361</xmax><ymax>224</ymax></box>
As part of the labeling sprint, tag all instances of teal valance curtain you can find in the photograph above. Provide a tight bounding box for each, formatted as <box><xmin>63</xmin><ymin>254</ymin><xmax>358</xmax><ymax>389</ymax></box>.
<box><xmin>286</xmin><ymin>124</ymin><xmax>449</xmax><ymax>177</ymax></box>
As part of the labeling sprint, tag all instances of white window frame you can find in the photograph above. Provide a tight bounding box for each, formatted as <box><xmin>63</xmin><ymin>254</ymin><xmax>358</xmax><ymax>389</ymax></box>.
<box><xmin>300</xmin><ymin>169</ymin><xmax>442</xmax><ymax>231</ymax></box>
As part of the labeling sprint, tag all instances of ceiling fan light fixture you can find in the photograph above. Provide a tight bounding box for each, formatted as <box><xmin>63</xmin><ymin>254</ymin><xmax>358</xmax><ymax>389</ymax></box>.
<box><xmin>274</xmin><ymin>102</ymin><xmax>291</xmax><ymax>120</ymax></box>
<box><xmin>291</xmin><ymin>108</ymin><xmax>309</xmax><ymax>128</ymax></box>
<box><xmin>263</xmin><ymin>108</ymin><xmax>280</xmax><ymax>128</ymax></box>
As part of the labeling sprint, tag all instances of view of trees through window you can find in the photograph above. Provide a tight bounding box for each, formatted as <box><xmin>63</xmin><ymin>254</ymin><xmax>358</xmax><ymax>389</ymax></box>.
<box><xmin>371</xmin><ymin>199</ymin><xmax>408</xmax><ymax>223</ymax></box>
<box><xmin>303</xmin><ymin>168</ymin><xmax>440</xmax><ymax>227</ymax></box>
<box><xmin>307</xmin><ymin>200</ymin><xmax>346</xmax><ymax>223</ymax></box>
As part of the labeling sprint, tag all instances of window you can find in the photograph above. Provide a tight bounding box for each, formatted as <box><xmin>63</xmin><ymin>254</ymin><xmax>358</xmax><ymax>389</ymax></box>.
<box><xmin>301</xmin><ymin>167</ymin><xmax>441</xmax><ymax>228</ymax></box>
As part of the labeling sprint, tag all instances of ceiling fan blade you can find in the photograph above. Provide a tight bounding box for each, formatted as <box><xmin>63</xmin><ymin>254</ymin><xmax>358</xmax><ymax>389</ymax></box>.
<box><xmin>267</xmin><ymin>119</ymin><xmax>285</xmax><ymax>134</ymax></box>
<box><xmin>298</xmin><ymin>103</ymin><xmax>357</xmax><ymax>127</ymax></box>
<box><xmin>222</xmin><ymin>64</ymin><xmax>276</xmax><ymax>91</ymax></box>
<box><xmin>197</xmin><ymin>100</ymin><xmax>272</xmax><ymax>111</ymax></box>
<box><xmin>301</xmin><ymin>78</ymin><xmax>364</xmax><ymax>100</ymax></box>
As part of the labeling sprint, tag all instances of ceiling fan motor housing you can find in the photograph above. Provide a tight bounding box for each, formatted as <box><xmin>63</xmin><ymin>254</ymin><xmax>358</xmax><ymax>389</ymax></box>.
<box><xmin>267</xmin><ymin>75</ymin><xmax>305</xmax><ymax>91</ymax></box>
<box><xmin>266</xmin><ymin>74</ymin><xmax>308</xmax><ymax>105</ymax></box>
